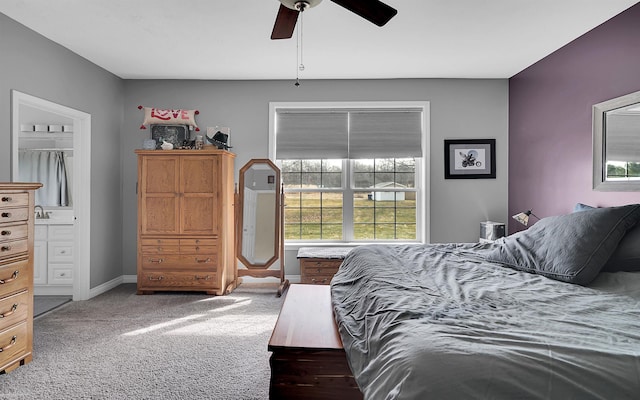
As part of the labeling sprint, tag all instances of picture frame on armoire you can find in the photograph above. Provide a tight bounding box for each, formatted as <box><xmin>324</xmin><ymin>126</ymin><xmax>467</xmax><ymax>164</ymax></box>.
<box><xmin>444</xmin><ymin>139</ymin><xmax>496</xmax><ymax>179</ymax></box>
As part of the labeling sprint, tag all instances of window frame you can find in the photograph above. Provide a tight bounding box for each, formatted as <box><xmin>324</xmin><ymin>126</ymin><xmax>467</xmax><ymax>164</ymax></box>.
<box><xmin>269</xmin><ymin>101</ymin><xmax>430</xmax><ymax>246</ymax></box>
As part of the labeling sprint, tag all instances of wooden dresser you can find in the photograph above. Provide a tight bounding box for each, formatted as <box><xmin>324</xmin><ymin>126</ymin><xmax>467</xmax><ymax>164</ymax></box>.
<box><xmin>135</xmin><ymin>150</ymin><xmax>236</xmax><ymax>295</ymax></box>
<box><xmin>0</xmin><ymin>182</ymin><xmax>41</xmax><ymax>373</ymax></box>
<box><xmin>298</xmin><ymin>247</ymin><xmax>354</xmax><ymax>285</ymax></box>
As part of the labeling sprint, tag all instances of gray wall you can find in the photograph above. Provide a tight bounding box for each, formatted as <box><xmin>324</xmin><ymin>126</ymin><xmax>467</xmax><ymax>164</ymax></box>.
<box><xmin>0</xmin><ymin>13</ymin><xmax>124</xmax><ymax>288</ymax></box>
<box><xmin>122</xmin><ymin>79</ymin><xmax>509</xmax><ymax>276</ymax></box>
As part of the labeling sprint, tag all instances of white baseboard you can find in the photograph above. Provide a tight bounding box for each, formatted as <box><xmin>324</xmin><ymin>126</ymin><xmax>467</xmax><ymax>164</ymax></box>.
<box><xmin>88</xmin><ymin>275</ymin><xmax>125</xmax><ymax>299</ymax></box>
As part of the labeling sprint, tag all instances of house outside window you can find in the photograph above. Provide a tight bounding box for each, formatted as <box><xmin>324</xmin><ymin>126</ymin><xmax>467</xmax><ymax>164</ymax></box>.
<box><xmin>269</xmin><ymin>102</ymin><xmax>429</xmax><ymax>244</ymax></box>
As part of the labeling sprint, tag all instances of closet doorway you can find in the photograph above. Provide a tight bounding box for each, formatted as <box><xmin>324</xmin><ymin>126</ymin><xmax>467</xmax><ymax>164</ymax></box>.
<box><xmin>11</xmin><ymin>90</ymin><xmax>91</xmax><ymax>301</ymax></box>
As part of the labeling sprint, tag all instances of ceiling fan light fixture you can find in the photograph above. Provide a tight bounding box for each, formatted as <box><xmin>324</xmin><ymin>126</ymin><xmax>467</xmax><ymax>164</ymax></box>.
<box><xmin>280</xmin><ymin>0</ymin><xmax>322</xmax><ymax>11</ymax></box>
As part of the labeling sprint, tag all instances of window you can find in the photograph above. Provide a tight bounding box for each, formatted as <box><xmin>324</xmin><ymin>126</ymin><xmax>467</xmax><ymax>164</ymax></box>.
<box><xmin>270</xmin><ymin>102</ymin><xmax>428</xmax><ymax>243</ymax></box>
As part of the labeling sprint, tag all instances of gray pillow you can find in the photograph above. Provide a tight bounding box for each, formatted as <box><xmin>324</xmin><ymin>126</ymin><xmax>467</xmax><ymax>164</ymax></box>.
<box><xmin>485</xmin><ymin>204</ymin><xmax>640</xmax><ymax>285</ymax></box>
<box><xmin>573</xmin><ymin>203</ymin><xmax>640</xmax><ymax>272</ymax></box>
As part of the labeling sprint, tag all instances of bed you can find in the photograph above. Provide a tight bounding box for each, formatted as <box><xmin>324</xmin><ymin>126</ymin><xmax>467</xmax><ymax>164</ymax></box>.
<box><xmin>331</xmin><ymin>204</ymin><xmax>640</xmax><ymax>399</ymax></box>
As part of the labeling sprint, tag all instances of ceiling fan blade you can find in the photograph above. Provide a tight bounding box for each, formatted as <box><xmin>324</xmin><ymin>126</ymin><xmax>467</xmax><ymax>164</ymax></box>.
<box><xmin>271</xmin><ymin>4</ymin><xmax>299</xmax><ymax>40</ymax></box>
<box><xmin>330</xmin><ymin>0</ymin><xmax>397</xmax><ymax>27</ymax></box>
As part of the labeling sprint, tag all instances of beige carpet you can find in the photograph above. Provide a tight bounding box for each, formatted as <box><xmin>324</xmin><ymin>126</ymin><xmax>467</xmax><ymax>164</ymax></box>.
<box><xmin>0</xmin><ymin>283</ymin><xmax>285</xmax><ymax>400</ymax></box>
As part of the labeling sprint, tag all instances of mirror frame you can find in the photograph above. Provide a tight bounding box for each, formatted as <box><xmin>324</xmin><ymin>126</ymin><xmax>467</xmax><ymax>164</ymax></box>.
<box><xmin>237</xmin><ymin>158</ymin><xmax>281</xmax><ymax>270</ymax></box>
<box><xmin>593</xmin><ymin>89</ymin><xmax>640</xmax><ymax>191</ymax></box>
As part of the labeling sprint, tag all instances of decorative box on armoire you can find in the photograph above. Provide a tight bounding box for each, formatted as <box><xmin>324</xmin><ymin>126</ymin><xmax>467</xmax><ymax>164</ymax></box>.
<box><xmin>0</xmin><ymin>182</ymin><xmax>42</xmax><ymax>373</ymax></box>
<box><xmin>135</xmin><ymin>149</ymin><xmax>236</xmax><ymax>295</ymax></box>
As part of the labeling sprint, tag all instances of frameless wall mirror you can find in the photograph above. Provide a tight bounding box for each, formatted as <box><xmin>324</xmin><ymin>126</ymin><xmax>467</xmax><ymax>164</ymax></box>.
<box><xmin>593</xmin><ymin>89</ymin><xmax>640</xmax><ymax>191</ymax></box>
<box><xmin>236</xmin><ymin>159</ymin><xmax>289</xmax><ymax>296</ymax></box>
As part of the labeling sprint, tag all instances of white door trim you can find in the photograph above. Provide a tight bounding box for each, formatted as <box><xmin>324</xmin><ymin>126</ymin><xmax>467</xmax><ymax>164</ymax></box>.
<box><xmin>11</xmin><ymin>90</ymin><xmax>91</xmax><ymax>301</ymax></box>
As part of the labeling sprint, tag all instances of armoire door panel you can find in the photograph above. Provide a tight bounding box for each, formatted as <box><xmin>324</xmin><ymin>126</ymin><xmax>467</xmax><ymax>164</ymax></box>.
<box><xmin>181</xmin><ymin>157</ymin><xmax>218</xmax><ymax>194</ymax></box>
<box><xmin>144</xmin><ymin>157</ymin><xmax>179</xmax><ymax>194</ymax></box>
<box><xmin>142</xmin><ymin>197</ymin><xmax>178</xmax><ymax>234</ymax></box>
<box><xmin>181</xmin><ymin>196</ymin><xmax>216</xmax><ymax>234</ymax></box>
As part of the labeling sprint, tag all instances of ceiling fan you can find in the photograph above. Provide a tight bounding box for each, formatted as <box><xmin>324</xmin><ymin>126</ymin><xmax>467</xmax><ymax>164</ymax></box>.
<box><xmin>271</xmin><ymin>0</ymin><xmax>398</xmax><ymax>40</ymax></box>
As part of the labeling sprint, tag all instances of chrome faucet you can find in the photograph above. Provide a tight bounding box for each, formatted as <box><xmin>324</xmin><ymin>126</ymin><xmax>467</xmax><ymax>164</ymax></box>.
<box><xmin>34</xmin><ymin>205</ymin><xmax>49</xmax><ymax>219</ymax></box>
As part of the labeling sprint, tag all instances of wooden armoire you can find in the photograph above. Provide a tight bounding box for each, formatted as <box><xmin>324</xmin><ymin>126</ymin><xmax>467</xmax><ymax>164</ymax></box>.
<box><xmin>135</xmin><ymin>149</ymin><xmax>236</xmax><ymax>295</ymax></box>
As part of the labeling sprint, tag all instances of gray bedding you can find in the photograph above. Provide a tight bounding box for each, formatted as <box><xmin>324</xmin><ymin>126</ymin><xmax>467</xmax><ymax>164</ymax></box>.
<box><xmin>331</xmin><ymin>243</ymin><xmax>640</xmax><ymax>399</ymax></box>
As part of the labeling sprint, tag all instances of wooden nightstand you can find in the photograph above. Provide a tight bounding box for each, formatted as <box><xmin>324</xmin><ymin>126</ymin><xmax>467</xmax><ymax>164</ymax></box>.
<box><xmin>297</xmin><ymin>247</ymin><xmax>354</xmax><ymax>285</ymax></box>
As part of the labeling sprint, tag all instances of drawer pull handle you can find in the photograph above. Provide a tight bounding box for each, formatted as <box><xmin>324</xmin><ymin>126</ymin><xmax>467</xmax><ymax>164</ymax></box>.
<box><xmin>195</xmin><ymin>275</ymin><xmax>212</xmax><ymax>280</ymax></box>
<box><xmin>311</xmin><ymin>278</ymin><xmax>328</xmax><ymax>284</ymax></box>
<box><xmin>0</xmin><ymin>304</ymin><xmax>18</xmax><ymax>319</ymax></box>
<box><xmin>316</xmin><ymin>268</ymin><xmax>322</xmax><ymax>273</ymax></box>
<box><xmin>1</xmin><ymin>246</ymin><xmax>11</xmax><ymax>252</ymax></box>
<box><xmin>0</xmin><ymin>271</ymin><xmax>19</xmax><ymax>284</ymax></box>
<box><xmin>148</xmin><ymin>276</ymin><xmax>164</xmax><ymax>281</ymax></box>
<box><xmin>1</xmin><ymin>212</ymin><xmax>11</xmax><ymax>218</ymax></box>
<box><xmin>147</xmin><ymin>258</ymin><xmax>164</xmax><ymax>264</ymax></box>
<box><xmin>196</xmin><ymin>257</ymin><xmax>211</xmax><ymax>264</ymax></box>
<box><xmin>1</xmin><ymin>230</ymin><xmax>10</xmax><ymax>236</ymax></box>
<box><xmin>0</xmin><ymin>336</ymin><xmax>17</xmax><ymax>353</ymax></box>
<box><xmin>1</xmin><ymin>197</ymin><xmax>11</xmax><ymax>202</ymax></box>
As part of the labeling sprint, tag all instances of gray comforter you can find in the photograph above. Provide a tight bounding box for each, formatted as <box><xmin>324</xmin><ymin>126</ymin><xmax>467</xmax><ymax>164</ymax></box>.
<box><xmin>331</xmin><ymin>243</ymin><xmax>640</xmax><ymax>399</ymax></box>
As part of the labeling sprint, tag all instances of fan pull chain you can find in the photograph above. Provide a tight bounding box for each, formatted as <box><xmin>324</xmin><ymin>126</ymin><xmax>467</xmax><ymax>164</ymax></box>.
<box><xmin>295</xmin><ymin>8</ymin><xmax>305</xmax><ymax>87</ymax></box>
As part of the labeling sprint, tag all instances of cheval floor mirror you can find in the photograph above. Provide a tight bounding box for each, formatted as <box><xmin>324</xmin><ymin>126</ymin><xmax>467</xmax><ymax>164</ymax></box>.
<box><xmin>236</xmin><ymin>159</ymin><xmax>289</xmax><ymax>296</ymax></box>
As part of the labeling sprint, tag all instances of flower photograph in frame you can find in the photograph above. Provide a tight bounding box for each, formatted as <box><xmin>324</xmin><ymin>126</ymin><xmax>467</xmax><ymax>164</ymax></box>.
<box><xmin>444</xmin><ymin>139</ymin><xmax>496</xmax><ymax>179</ymax></box>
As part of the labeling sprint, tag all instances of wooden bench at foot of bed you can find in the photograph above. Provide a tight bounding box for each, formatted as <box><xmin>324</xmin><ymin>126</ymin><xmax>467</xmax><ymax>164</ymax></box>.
<box><xmin>268</xmin><ymin>284</ymin><xmax>363</xmax><ymax>400</ymax></box>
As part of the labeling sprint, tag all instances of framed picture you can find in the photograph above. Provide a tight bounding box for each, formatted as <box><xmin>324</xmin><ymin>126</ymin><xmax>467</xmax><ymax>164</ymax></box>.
<box><xmin>151</xmin><ymin>124</ymin><xmax>190</xmax><ymax>149</ymax></box>
<box><xmin>444</xmin><ymin>139</ymin><xmax>496</xmax><ymax>179</ymax></box>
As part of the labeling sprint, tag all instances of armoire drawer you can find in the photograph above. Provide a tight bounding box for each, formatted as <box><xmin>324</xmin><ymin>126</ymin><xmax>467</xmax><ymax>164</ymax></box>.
<box><xmin>141</xmin><ymin>254</ymin><xmax>218</xmax><ymax>270</ymax></box>
<box><xmin>139</xmin><ymin>270</ymin><xmax>219</xmax><ymax>290</ymax></box>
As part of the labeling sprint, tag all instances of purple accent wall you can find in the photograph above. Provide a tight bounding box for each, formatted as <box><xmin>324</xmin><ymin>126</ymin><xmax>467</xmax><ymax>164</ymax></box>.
<box><xmin>508</xmin><ymin>3</ymin><xmax>640</xmax><ymax>233</ymax></box>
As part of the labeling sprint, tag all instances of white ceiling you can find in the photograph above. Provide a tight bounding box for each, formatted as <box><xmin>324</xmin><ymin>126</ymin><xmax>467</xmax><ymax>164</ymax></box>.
<box><xmin>1</xmin><ymin>0</ymin><xmax>638</xmax><ymax>80</ymax></box>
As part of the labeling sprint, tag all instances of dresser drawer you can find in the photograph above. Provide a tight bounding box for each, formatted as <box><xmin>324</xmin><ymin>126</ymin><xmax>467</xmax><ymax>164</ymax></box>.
<box><xmin>0</xmin><ymin>239</ymin><xmax>28</xmax><ymax>260</ymax></box>
<box><xmin>179</xmin><ymin>238</ymin><xmax>217</xmax><ymax>247</ymax></box>
<box><xmin>0</xmin><ymin>193</ymin><xmax>29</xmax><ymax>209</ymax></box>
<box><xmin>0</xmin><ymin>223</ymin><xmax>28</xmax><ymax>243</ymax></box>
<box><xmin>0</xmin><ymin>260</ymin><xmax>30</xmax><ymax>298</ymax></box>
<box><xmin>0</xmin><ymin>207</ymin><xmax>29</xmax><ymax>224</ymax></box>
<box><xmin>180</xmin><ymin>245</ymin><xmax>216</xmax><ymax>255</ymax></box>
<box><xmin>300</xmin><ymin>259</ymin><xmax>342</xmax><ymax>275</ymax></box>
<box><xmin>301</xmin><ymin>275</ymin><xmax>335</xmax><ymax>285</ymax></box>
<box><xmin>139</xmin><ymin>270</ymin><xmax>219</xmax><ymax>290</ymax></box>
<box><xmin>300</xmin><ymin>258</ymin><xmax>343</xmax><ymax>285</ymax></box>
<box><xmin>140</xmin><ymin>238</ymin><xmax>180</xmax><ymax>246</ymax></box>
<box><xmin>0</xmin><ymin>290</ymin><xmax>30</xmax><ymax>327</ymax></box>
<box><xmin>0</xmin><ymin>321</ymin><xmax>28</xmax><ymax>371</ymax></box>
<box><xmin>141</xmin><ymin>245</ymin><xmax>180</xmax><ymax>255</ymax></box>
<box><xmin>141</xmin><ymin>254</ymin><xmax>218</xmax><ymax>270</ymax></box>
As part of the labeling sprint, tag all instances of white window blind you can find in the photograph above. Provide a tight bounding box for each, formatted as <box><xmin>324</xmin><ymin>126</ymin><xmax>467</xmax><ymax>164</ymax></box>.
<box><xmin>275</xmin><ymin>109</ymin><xmax>348</xmax><ymax>159</ymax></box>
<box><xmin>276</xmin><ymin>108</ymin><xmax>423</xmax><ymax>159</ymax></box>
<box><xmin>606</xmin><ymin>114</ymin><xmax>640</xmax><ymax>162</ymax></box>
